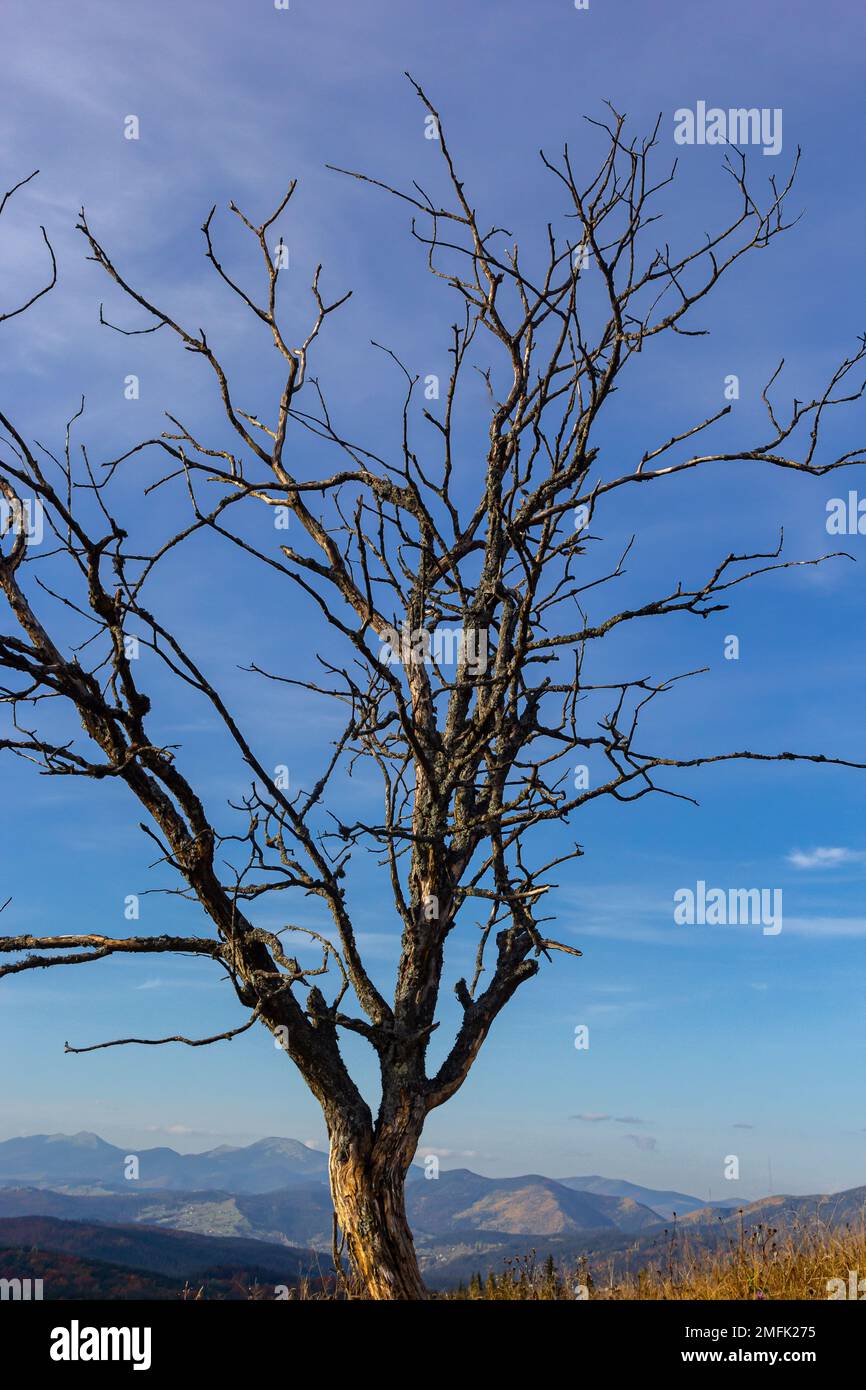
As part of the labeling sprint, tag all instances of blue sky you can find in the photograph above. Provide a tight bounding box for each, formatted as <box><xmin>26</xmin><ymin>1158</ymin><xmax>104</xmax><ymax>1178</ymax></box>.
<box><xmin>1</xmin><ymin>0</ymin><xmax>865</xmax><ymax>1202</ymax></box>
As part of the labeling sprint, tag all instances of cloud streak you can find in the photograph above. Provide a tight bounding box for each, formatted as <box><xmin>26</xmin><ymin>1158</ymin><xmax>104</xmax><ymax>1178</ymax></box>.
<box><xmin>787</xmin><ymin>847</ymin><xmax>866</xmax><ymax>870</ymax></box>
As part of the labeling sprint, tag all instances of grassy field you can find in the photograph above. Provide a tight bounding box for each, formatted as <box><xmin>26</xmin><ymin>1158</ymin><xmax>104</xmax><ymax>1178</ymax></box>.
<box><xmin>443</xmin><ymin>1219</ymin><xmax>866</xmax><ymax>1300</ymax></box>
<box><xmin>254</xmin><ymin>1219</ymin><xmax>866</xmax><ymax>1299</ymax></box>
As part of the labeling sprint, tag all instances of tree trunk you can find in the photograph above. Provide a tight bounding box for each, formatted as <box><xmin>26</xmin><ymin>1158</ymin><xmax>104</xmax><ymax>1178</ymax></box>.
<box><xmin>329</xmin><ymin>1136</ymin><xmax>427</xmax><ymax>1300</ymax></box>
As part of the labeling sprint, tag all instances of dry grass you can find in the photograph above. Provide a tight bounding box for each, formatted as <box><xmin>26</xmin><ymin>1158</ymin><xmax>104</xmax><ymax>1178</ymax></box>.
<box><xmin>446</xmin><ymin>1219</ymin><xmax>866</xmax><ymax>1300</ymax></box>
<box><xmin>186</xmin><ymin>1217</ymin><xmax>866</xmax><ymax>1298</ymax></box>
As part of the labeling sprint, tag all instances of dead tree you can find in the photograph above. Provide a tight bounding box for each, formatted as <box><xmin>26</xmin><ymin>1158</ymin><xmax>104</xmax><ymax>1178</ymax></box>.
<box><xmin>1</xmin><ymin>85</ymin><xmax>864</xmax><ymax>1299</ymax></box>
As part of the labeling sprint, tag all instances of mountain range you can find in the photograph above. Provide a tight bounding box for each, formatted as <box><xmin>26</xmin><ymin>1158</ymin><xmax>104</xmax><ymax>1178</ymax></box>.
<box><xmin>0</xmin><ymin>1132</ymin><xmax>863</xmax><ymax>1292</ymax></box>
<box><xmin>0</xmin><ymin>1131</ymin><xmax>735</xmax><ymax>1218</ymax></box>
<box><xmin>0</xmin><ymin>1131</ymin><xmax>328</xmax><ymax>1193</ymax></box>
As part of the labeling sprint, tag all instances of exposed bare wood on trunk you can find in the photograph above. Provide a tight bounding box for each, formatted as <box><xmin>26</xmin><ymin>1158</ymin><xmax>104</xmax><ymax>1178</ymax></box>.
<box><xmin>329</xmin><ymin>1127</ymin><xmax>427</xmax><ymax>1300</ymax></box>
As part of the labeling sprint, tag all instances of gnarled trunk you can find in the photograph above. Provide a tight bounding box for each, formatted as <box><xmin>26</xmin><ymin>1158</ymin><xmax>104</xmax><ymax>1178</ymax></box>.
<box><xmin>329</xmin><ymin>1132</ymin><xmax>427</xmax><ymax>1300</ymax></box>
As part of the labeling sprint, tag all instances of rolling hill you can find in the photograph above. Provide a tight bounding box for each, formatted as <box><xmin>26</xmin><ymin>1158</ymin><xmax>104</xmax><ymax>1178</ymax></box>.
<box><xmin>0</xmin><ymin>1245</ymin><xmax>182</xmax><ymax>1299</ymax></box>
<box><xmin>0</xmin><ymin>1214</ymin><xmax>327</xmax><ymax>1285</ymax></box>
<box><xmin>407</xmin><ymin>1169</ymin><xmax>661</xmax><ymax>1235</ymax></box>
<box><xmin>558</xmin><ymin>1175</ymin><xmax>741</xmax><ymax>1221</ymax></box>
<box><xmin>0</xmin><ymin>1170</ymin><xmax>663</xmax><ymax>1248</ymax></box>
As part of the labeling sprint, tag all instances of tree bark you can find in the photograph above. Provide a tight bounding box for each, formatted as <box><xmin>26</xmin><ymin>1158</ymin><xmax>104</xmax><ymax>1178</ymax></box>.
<box><xmin>329</xmin><ymin>1131</ymin><xmax>427</xmax><ymax>1300</ymax></box>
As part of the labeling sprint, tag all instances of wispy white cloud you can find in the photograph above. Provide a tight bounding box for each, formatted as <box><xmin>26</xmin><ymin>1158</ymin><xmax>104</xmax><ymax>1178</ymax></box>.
<box><xmin>133</xmin><ymin>976</ymin><xmax>220</xmax><ymax>991</ymax></box>
<box><xmin>141</xmin><ymin>1123</ymin><xmax>224</xmax><ymax>1138</ymax></box>
<box><xmin>417</xmin><ymin>1147</ymin><xmax>479</xmax><ymax>1160</ymax></box>
<box><xmin>781</xmin><ymin>917</ymin><xmax>866</xmax><ymax>938</ymax></box>
<box><xmin>787</xmin><ymin>847</ymin><xmax>866</xmax><ymax>870</ymax></box>
<box><xmin>571</xmin><ymin>1113</ymin><xmax>650</xmax><ymax>1126</ymax></box>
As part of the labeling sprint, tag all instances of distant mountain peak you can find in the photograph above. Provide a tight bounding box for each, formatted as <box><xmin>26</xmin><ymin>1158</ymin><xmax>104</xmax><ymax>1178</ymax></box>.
<box><xmin>0</xmin><ymin>1129</ymin><xmax>329</xmax><ymax>1195</ymax></box>
<box><xmin>35</xmin><ymin>1131</ymin><xmax>112</xmax><ymax>1149</ymax></box>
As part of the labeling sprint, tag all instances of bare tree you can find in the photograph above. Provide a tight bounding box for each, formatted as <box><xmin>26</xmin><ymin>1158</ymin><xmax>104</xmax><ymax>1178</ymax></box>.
<box><xmin>1</xmin><ymin>84</ymin><xmax>864</xmax><ymax>1299</ymax></box>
